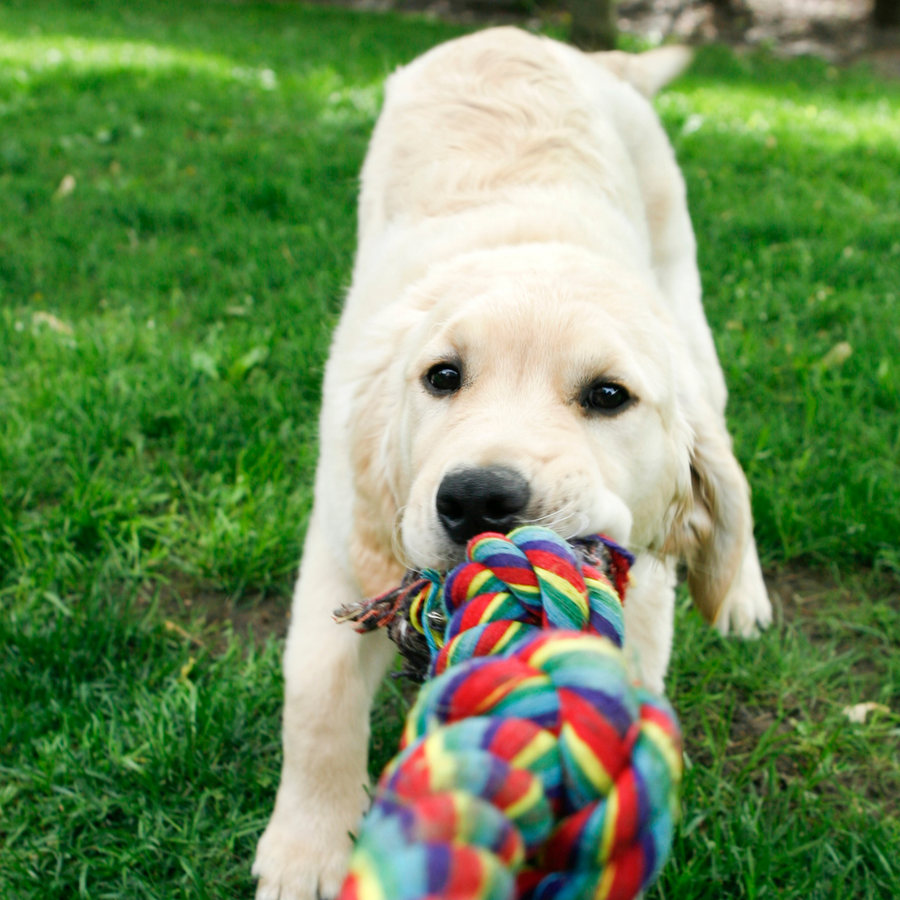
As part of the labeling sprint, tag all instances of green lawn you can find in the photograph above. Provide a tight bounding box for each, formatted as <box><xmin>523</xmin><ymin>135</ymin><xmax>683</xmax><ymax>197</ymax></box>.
<box><xmin>0</xmin><ymin>2</ymin><xmax>898</xmax><ymax>898</ymax></box>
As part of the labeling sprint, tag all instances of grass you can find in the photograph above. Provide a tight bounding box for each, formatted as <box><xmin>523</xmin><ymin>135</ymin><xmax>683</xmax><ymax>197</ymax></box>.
<box><xmin>0</xmin><ymin>1</ymin><xmax>897</xmax><ymax>897</ymax></box>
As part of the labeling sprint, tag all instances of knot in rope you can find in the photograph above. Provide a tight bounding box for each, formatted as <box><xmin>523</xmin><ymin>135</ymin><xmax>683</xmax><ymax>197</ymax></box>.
<box><xmin>414</xmin><ymin>527</ymin><xmax>630</xmax><ymax>676</ymax></box>
<box><xmin>337</xmin><ymin>526</ymin><xmax>681</xmax><ymax>900</ymax></box>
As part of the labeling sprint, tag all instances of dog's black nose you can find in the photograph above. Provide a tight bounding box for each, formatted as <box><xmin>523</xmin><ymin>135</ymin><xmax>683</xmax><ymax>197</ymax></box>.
<box><xmin>436</xmin><ymin>466</ymin><xmax>530</xmax><ymax>544</ymax></box>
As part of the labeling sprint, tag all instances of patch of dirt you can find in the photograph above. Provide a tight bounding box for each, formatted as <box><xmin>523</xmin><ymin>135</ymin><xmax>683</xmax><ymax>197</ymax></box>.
<box><xmin>765</xmin><ymin>563</ymin><xmax>899</xmax><ymax>632</ymax></box>
<box><xmin>137</xmin><ymin>574</ymin><xmax>291</xmax><ymax>652</ymax></box>
<box><xmin>686</xmin><ymin>564</ymin><xmax>900</xmax><ymax>810</ymax></box>
<box><xmin>764</xmin><ymin>565</ymin><xmax>844</xmax><ymax>623</ymax></box>
<box><xmin>766</xmin><ymin>565</ymin><xmax>900</xmax><ymax>694</ymax></box>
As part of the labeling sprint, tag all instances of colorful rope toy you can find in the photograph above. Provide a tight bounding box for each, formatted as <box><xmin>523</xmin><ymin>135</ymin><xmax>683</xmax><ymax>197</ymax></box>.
<box><xmin>335</xmin><ymin>525</ymin><xmax>682</xmax><ymax>900</ymax></box>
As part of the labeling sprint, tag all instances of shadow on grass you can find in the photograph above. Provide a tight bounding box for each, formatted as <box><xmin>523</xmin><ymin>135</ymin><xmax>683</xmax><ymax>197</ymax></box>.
<box><xmin>0</xmin><ymin>0</ymin><xmax>466</xmax><ymax>88</ymax></box>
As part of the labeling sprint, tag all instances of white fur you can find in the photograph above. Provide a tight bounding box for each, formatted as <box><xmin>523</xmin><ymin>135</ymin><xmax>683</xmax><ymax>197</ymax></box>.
<box><xmin>254</xmin><ymin>28</ymin><xmax>771</xmax><ymax>899</ymax></box>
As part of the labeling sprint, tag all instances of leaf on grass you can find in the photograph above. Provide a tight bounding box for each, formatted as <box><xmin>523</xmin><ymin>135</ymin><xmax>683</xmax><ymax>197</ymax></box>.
<box><xmin>682</xmin><ymin>113</ymin><xmax>703</xmax><ymax>135</ymax></box>
<box><xmin>180</xmin><ymin>655</ymin><xmax>196</xmax><ymax>681</ymax></box>
<box><xmin>226</xmin><ymin>294</ymin><xmax>255</xmax><ymax>317</ymax></box>
<box><xmin>842</xmin><ymin>701</ymin><xmax>890</xmax><ymax>724</ymax></box>
<box><xmin>229</xmin><ymin>345</ymin><xmax>269</xmax><ymax>380</ymax></box>
<box><xmin>819</xmin><ymin>341</ymin><xmax>852</xmax><ymax>369</ymax></box>
<box><xmin>190</xmin><ymin>350</ymin><xmax>220</xmax><ymax>379</ymax></box>
<box><xmin>164</xmin><ymin>620</ymin><xmax>205</xmax><ymax>648</ymax></box>
<box><xmin>54</xmin><ymin>173</ymin><xmax>76</xmax><ymax>198</ymax></box>
<box><xmin>32</xmin><ymin>311</ymin><xmax>74</xmax><ymax>335</ymax></box>
<box><xmin>44</xmin><ymin>590</ymin><xmax>73</xmax><ymax>617</ymax></box>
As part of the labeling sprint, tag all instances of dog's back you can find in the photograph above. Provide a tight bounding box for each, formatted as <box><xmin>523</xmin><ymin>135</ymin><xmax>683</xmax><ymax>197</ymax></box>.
<box><xmin>361</xmin><ymin>28</ymin><xmax>635</xmax><ymax>225</ymax></box>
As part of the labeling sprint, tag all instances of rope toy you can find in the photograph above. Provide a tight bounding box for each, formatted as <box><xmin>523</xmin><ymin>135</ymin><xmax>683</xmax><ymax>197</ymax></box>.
<box><xmin>335</xmin><ymin>525</ymin><xmax>682</xmax><ymax>900</ymax></box>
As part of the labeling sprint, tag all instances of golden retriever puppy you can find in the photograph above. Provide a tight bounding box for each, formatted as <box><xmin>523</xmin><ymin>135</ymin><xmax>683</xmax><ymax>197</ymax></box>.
<box><xmin>253</xmin><ymin>27</ymin><xmax>772</xmax><ymax>900</ymax></box>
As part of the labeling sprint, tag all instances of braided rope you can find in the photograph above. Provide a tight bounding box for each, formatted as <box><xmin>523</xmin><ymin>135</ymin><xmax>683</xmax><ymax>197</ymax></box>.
<box><xmin>337</xmin><ymin>526</ymin><xmax>682</xmax><ymax>900</ymax></box>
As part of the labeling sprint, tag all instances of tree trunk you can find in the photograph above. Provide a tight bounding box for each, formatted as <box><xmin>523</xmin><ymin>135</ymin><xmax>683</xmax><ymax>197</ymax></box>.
<box><xmin>570</xmin><ymin>0</ymin><xmax>617</xmax><ymax>51</ymax></box>
<box><xmin>874</xmin><ymin>0</ymin><xmax>900</xmax><ymax>28</ymax></box>
<box><xmin>710</xmin><ymin>0</ymin><xmax>752</xmax><ymax>35</ymax></box>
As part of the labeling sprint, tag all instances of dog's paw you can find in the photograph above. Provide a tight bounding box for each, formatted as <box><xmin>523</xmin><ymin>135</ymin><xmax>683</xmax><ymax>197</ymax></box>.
<box><xmin>716</xmin><ymin>580</ymin><xmax>772</xmax><ymax>637</ymax></box>
<box><xmin>715</xmin><ymin>544</ymin><xmax>773</xmax><ymax>638</ymax></box>
<box><xmin>253</xmin><ymin>813</ymin><xmax>353</xmax><ymax>900</ymax></box>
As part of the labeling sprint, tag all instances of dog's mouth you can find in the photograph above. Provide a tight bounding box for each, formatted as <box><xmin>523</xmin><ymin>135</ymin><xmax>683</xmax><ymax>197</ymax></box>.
<box><xmin>338</xmin><ymin>529</ymin><xmax>636</xmax><ymax>682</ymax></box>
<box><xmin>403</xmin><ymin>502</ymin><xmax>606</xmax><ymax>573</ymax></box>
<box><xmin>406</xmin><ymin>510</ymin><xmax>611</xmax><ymax>573</ymax></box>
<box><xmin>428</xmin><ymin>509</ymin><xmax>597</xmax><ymax>565</ymax></box>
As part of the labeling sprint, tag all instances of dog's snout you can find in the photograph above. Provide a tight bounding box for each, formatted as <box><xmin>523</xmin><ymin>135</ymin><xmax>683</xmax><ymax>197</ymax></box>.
<box><xmin>435</xmin><ymin>466</ymin><xmax>530</xmax><ymax>544</ymax></box>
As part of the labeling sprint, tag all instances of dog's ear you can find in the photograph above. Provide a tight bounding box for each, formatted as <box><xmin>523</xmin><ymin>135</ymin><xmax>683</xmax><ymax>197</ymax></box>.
<box><xmin>665</xmin><ymin>400</ymin><xmax>751</xmax><ymax>625</ymax></box>
<box><xmin>345</xmin><ymin>305</ymin><xmax>423</xmax><ymax>595</ymax></box>
<box><xmin>348</xmin><ymin>373</ymin><xmax>402</xmax><ymax>595</ymax></box>
<box><xmin>590</xmin><ymin>46</ymin><xmax>693</xmax><ymax>98</ymax></box>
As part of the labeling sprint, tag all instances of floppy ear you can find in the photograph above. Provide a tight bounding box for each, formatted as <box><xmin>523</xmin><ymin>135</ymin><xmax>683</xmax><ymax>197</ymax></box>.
<box><xmin>346</xmin><ymin>305</ymin><xmax>424</xmax><ymax>596</ymax></box>
<box><xmin>590</xmin><ymin>46</ymin><xmax>693</xmax><ymax>98</ymax></box>
<box><xmin>348</xmin><ymin>369</ymin><xmax>403</xmax><ymax>596</ymax></box>
<box><xmin>667</xmin><ymin>401</ymin><xmax>752</xmax><ymax>625</ymax></box>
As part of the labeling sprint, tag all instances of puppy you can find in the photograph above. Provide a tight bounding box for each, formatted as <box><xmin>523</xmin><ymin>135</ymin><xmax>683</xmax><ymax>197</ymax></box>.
<box><xmin>253</xmin><ymin>27</ymin><xmax>772</xmax><ymax>900</ymax></box>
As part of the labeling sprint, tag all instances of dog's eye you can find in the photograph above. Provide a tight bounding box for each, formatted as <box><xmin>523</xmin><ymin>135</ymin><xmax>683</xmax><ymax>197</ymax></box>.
<box><xmin>584</xmin><ymin>382</ymin><xmax>631</xmax><ymax>413</ymax></box>
<box><xmin>425</xmin><ymin>363</ymin><xmax>462</xmax><ymax>394</ymax></box>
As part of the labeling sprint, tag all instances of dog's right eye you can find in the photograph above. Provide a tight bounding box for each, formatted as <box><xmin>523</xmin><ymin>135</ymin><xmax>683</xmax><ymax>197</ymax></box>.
<box><xmin>583</xmin><ymin>381</ymin><xmax>632</xmax><ymax>414</ymax></box>
<box><xmin>425</xmin><ymin>363</ymin><xmax>462</xmax><ymax>394</ymax></box>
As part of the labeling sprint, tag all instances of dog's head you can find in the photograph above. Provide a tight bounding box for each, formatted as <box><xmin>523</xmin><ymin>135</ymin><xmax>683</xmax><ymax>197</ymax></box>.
<box><xmin>348</xmin><ymin>244</ymin><xmax>749</xmax><ymax>621</ymax></box>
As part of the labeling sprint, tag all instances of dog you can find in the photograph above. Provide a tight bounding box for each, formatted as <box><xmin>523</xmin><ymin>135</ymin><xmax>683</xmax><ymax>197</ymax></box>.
<box><xmin>253</xmin><ymin>27</ymin><xmax>772</xmax><ymax>900</ymax></box>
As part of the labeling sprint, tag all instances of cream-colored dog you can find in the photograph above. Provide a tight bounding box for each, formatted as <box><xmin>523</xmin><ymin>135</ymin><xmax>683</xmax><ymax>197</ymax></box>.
<box><xmin>253</xmin><ymin>27</ymin><xmax>772</xmax><ymax>900</ymax></box>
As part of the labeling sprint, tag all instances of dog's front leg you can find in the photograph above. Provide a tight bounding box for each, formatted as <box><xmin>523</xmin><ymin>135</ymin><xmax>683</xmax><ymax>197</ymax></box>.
<box><xmin>254</xmin><ymin>515</ymin><xmax>395</xmax><ymax>900</ymax></box>
<box><xmin>714</xmin><ymin>534</ymin><xmax>773</xmax><ymax>637</ymax></box>
<box><xmin>621</xmin><ymin>554</ymin><xmax>677</xmax><ymax>695</ymax></box>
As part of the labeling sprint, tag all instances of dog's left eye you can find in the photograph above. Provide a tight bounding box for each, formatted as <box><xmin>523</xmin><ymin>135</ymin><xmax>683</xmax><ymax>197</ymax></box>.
<box><xmin>425</xmin><ymin>362</ymin><xmax>462</xmax><ymax>394</ymax></box>
<box><xmin>583</xmin><ymin>382</ymin><xmax>631</xmax><ymax>413</ymax></box>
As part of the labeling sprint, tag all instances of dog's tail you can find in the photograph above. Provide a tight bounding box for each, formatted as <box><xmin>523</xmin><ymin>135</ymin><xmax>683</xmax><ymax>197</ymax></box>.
<box><xmin>590</xmin><ymin>46</ymin><xmax>693</xmax><ymax>97</ymax></box>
